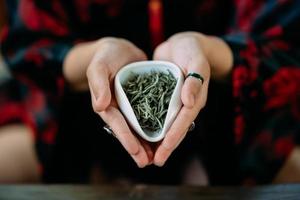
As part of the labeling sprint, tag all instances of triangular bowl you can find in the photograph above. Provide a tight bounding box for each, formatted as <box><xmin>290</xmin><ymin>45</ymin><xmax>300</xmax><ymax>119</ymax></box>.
<box><xmin>114</xmin><ymin>61</ymin><xmax>184</xmax><ymax>142</ymax></box>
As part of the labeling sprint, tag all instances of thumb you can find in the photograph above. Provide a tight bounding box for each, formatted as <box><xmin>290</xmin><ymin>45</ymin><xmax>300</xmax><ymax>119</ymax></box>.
<box><xmin>87</xmin><ymin>62</ymin><xmax>112</xmax><ymax>112</ymax></box>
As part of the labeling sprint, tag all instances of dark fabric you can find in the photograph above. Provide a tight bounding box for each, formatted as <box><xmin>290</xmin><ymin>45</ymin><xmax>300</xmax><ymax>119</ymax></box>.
<box><xmin>45</xmin><ymin>89</ymin><xmax>200</xmax><ymax>184</ymax></box>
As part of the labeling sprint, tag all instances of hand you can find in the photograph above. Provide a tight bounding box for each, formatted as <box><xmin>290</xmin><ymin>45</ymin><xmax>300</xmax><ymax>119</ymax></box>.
<box><xmin>64</xmin><ymin>38</ymin><xmax>153</xmax><ymax>167</ymax></box>
<box><xmin>153</xmin><ymin>32</ymin><xmax>233</xmax><ymax>166</ymax></box>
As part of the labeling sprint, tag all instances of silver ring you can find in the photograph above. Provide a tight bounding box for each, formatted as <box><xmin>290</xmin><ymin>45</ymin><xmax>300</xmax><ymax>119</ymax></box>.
<box><xmin>103</xmin><ymin>125</ymin><xmax>117</xmax><ymax>138</ymax></box>
<box><xmin>188</xmin><ymin>122</ymin><xmax>195</xmax><ymax>132</ymax></box>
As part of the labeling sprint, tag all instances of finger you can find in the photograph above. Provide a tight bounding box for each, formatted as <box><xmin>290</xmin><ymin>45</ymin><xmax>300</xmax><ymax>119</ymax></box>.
<box><xmin>154</xmin><ymin>129</ymin><xmax>188</xmax><ymax>167</ymax></box>
<box><xmin>139</xmin><ymin>139</ymin><xmax>154</xmax><ymax>165</ymax></box>
<box><xmin>99</xmin><ymin>106</ymin><xmax>149</xmax><ymax>168</ymax></box>
<box><xmin>154</xmin><ymin>79</ymin><xmax>209</xmax><ymax>167</ymax></box>
<box><xmin>153</xmin><ymin>106</ymin><xmax>196</xmax><ymax>166</ymax></box>
<box><xmin>87</xmin><ymin>38</ymin><xmax>147</xmax><ymax>112</ymax></box>
<box><xmin>181</xmin><ymin>60</ymin><xmax>209</xmax><ymax>108</ymax></box>
<box><xmin>87</xmin><ymin>61</ymin><xmax>111</xmax><ymax>112</ymax></box>
<box><xmin>155</xmin><ymin>40</ymin><xmax>210</xmax><ymax>109</ymax></box>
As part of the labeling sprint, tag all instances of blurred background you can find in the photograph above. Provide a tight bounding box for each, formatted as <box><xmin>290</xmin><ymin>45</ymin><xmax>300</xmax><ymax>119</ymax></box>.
<box><xmin>0</xmin><ymin>0</ymin><xmax>8</xmax><ymax>79</ymax></box>
<box><xmin>0</xmin><ymin>0</ymin><xmax>5</xmax><ymax>28</ymax></box>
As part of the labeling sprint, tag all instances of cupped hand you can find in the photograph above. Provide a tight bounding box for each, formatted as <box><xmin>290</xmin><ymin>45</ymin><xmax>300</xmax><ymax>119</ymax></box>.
<box><xmin>152</xmin><ymin>32</ymin><xmax>212</xmax><ymax>166</ymax></box>
<box><xmin>64</xmin><ymin>37</ymin><xmax>153</xmax><ymax>167</ymax></box>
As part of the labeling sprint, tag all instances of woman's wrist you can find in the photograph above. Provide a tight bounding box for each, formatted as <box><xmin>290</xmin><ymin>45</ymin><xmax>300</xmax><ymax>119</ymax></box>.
<box><xmin>63</xmin><ymin>41</ymin><xmax>98</xmax><ymax>91</ymax></box>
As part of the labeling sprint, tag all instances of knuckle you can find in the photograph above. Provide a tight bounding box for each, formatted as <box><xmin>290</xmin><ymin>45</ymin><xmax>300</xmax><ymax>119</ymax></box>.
<box><xmin>199</xmin><ymin>103</ymin><xmax>205</xmax><ymax>110</ymax></box>
<box><xmin>94</xmin><ymin>107</ymin><xmax>102</xmax><ymax>113</ymax></box>
<box><xmin>98</xmin><ymin>37</ymin><xmax>128</xmax><ymax>51</ymax></box>
<box><xmin>92</xmin><ymin>102</ymin><xmax>102</xmax><ymax>113</ymax></box>
<box><xmin>199</xmin><ymin>101</ymin><xmax>207</xmax><ymax>110</ymax></box>
<box><xmin>86</xmin><ymin>65</ymin><xmax>93</xmax><ymax>78</ymax></box>
<box><xmin>99</xmin><ymin>109</ymin><xmax>112</xmax><ymax>122</ymax></box>
<box><xmin>98</xmin><ymin>37</ymin><xmax>119</xmax><ymax>46</ymax></box>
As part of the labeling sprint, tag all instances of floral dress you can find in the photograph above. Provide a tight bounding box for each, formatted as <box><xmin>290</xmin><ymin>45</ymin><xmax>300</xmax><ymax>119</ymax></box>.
<box><xmin>0</xmin><ymin>0</ymin><xmax>300</xmax><ymax>184</ymax></box>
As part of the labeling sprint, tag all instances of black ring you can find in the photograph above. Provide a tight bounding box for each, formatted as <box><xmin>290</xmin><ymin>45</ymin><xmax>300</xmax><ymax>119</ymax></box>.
<box><xmin>186</xmin><ymin>72</ymin><xmax>204</xmax><ymax>84</ymax></box>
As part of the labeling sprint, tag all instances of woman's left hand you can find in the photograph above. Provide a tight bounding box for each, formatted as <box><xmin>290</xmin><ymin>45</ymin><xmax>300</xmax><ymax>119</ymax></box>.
<box><xmin>153</xmin><ymin>32</ymin><xmax>233</xmax><ymax>166</ymax></box>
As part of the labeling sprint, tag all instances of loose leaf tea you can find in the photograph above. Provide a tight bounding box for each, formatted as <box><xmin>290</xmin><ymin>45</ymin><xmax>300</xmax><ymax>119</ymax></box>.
<box><xmin>123</xmin><ymin>71</ymin><xmax>177</xmax><ymax>132</ymax></box>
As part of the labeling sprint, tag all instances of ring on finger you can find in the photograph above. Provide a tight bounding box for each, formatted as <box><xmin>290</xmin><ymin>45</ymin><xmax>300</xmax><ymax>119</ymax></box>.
<box><xmin>188</xmin><ymin>121</ymin><xmax>196</xmax><ymax>132</ymax></box>
<box><xmin>103</xmin><ymin>124</ymin><xmax>117</xmax><ymax>138</ymax></box>
<box><xmin>186</xmin><ymin>72</ymin><xmax>204</xmax><ymax>84</ymax></box>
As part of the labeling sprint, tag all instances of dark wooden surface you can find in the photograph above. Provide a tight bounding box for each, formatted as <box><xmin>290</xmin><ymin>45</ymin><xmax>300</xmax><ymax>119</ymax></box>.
<box><xmin>0</xmin><ymin>185</ymin><xmax>300</xmax><ymax>200</ymax></box>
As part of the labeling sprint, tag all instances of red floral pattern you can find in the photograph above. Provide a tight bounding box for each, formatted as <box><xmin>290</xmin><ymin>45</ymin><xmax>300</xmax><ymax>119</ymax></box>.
<box><xmin>263</xmin><ymin>67</ymin><xmax>300</xmax><ymax>115</ymax></box>
<box><xmin>274</xmin><ymin>136</ymin><xmax>294</xmax><ymax>158</ymax></box>
<box><xmin>1</xmin><ymin>0</ymin><xmax>300</xmax><ymax>184</ymax></box>
<box><xmin>19</xmin><ymin>0</ymin><xmax>69</xmax><ymax>36</ymax></box>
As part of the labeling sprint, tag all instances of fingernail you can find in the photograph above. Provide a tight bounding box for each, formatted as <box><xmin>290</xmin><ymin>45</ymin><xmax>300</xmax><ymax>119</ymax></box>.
<box><xmin>155</xmin><ymin>161</ymin><xmax>165</xmax><ymax>167</ymax></box>
<box><xmin>157</xmin><ymin>163</ymin><xmax>165</xmax><ymax>167</ymax></box>
<box><xmin>137</xmin><ymin>161</ymin><xmax>147</xmax><ymax>168</ymax></box>
<box><xmin>136</xmin><ymin>163</ymin><xmax>143</xmax><ymax>168</ymax></box>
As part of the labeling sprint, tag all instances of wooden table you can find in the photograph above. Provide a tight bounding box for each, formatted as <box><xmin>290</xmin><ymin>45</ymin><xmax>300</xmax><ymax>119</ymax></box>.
<box><xmin>0</xmin><ymin>185</ymin><xmax>299</xmax><ymax>200</ymax></box>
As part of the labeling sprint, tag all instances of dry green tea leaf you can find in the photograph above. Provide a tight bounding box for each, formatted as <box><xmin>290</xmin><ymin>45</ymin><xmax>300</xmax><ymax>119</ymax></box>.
<box><xmin>123</xmin><ymin>70</ymin><xmax>177</xmax><ymax>132</ymax></box>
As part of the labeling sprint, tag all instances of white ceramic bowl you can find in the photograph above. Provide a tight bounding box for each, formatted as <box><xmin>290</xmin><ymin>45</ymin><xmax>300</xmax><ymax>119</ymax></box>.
<box><xmin>114</xmin><ymin>61</ymin><xmax>184</xmax><ymax>142</ymax></box>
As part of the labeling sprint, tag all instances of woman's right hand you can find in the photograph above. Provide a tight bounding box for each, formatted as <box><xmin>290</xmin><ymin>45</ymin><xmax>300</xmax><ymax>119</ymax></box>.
<box><xmin>63</xmin><ymin>38</ymin><xmax>153</xmax><ymax>167</ymax></box>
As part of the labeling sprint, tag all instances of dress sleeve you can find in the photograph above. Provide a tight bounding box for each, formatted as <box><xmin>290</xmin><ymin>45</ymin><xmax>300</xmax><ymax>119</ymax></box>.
<box><xmin>0</xmin><ymin>0</ymin><xmax>74</xmax><ymax>142</ymax></box>
<box><xmin>1</xmin><ymin>0</ymin><xmax>73</xmax><ymax>85</ymax></box>
<box><xmin>222</xmin><ymin>0</ymin><xmax>300</xmax><ymax>184</ymax></box>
